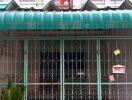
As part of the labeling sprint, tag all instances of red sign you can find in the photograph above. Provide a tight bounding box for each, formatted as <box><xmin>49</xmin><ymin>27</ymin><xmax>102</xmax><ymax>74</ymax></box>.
<box><xmin>55</xmin><ymin>0</ymin><xmax>73</xmax><ymax>8</ymax></box>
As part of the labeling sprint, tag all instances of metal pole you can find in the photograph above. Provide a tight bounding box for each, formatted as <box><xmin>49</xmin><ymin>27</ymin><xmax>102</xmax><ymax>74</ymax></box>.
<box><xmin>60</xmin><ymin>38</ymin><xmax>65</xmax><ymax>100</ymax></box>
<box><xmin>97</xmin><ymin>39</ymin><xmax>102</xmax><ymax>100</ymax></box>
<box><xmin>24</xmin><ymin>40</ymin><xmax>28</xmax><ymax>100</ymax></box>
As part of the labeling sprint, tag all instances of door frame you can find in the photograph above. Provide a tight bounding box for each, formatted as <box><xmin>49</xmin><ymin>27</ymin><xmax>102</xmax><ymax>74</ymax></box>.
<box><xmin>62</xmin><ymin>38</ymin><xmax>102</xmax><ymax>100</ymax></box>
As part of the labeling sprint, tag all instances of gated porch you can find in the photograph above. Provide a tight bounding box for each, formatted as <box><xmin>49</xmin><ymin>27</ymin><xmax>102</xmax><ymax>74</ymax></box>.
<box><xmin>0</xmin><ymin>10</ymin><xmax>132</xmax><ymax>100</ymax></box>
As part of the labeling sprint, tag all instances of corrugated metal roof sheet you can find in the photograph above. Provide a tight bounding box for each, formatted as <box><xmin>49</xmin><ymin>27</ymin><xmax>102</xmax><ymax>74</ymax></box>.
<box><xmin>0</xmin><ymin>10</ymin><xmax>132</xmax><ymax>30</ymax></box>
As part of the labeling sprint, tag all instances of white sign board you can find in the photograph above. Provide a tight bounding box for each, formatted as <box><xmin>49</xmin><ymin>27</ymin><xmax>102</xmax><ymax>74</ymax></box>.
<box><xmin>112</xmin><ymin>65</ymin><xmax>125</xmax><ymax>74</ymax></box>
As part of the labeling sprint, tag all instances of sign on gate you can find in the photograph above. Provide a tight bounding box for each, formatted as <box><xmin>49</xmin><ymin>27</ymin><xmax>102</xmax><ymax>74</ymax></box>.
<box><xmin>109</xmin><ymin>74</ymin><xmax>115</xmax><ymax>82</ymax></box>
<box><xmin>114</xmin><ymin>49</ymin><xmax>121</xmax><ymax>56</ymax></box>
<box><xmin>112</xmin><ymin>64</ymin><xmax>126</xmax><ymax>73</ymax></box>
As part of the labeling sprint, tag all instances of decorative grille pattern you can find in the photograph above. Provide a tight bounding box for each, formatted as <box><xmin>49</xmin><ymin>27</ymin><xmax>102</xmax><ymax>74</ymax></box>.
<box><xmin>1</xmin><ymin>39</ymin><xmax>132</xmax><ymax>100</ymax></box>
<box><xmin>101</xmin><ymin>39</ymin><xmax>132</xmax><ymax>100</ymax></box>
<box><xmin>64</xmin><ymin>40</ymin><xmax>97</xmax><ymax>100</ymax></box>
<box><xmin>28</xmin><ymin>40</ymin><xmax>60</xmax><ymax>100</ymax></box>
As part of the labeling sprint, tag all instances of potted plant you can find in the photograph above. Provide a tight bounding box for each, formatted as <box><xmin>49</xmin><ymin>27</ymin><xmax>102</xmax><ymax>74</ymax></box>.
<box><xmin>0</xmin><ymin>74</ymin><xmax>25</xmax><ymax>100</ymax></box>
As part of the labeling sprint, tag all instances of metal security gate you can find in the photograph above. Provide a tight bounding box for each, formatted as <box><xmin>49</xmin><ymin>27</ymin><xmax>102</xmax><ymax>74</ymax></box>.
<box><xmin>100</xmin><ymin>39</ymin><xmax>132</xmax><ymax>100</ymax></box>
<box><xmin>0</xmin><ymin>37</ymin><xmax>132</xmax><ymax>100</ymax></box>
<box><xmin>28</xmin><ymin>40</ymin><xmax>61</xmax><ymax>100</ymax></box>
<box><xmin>64</xmin><ymin>39</ymin><xmax>98</xmax><ymax>100</ymax></box>
<box><xmin>27</xmin><ymin>39</ymin><xmax>99</xmax><ymax>100</ymax></box>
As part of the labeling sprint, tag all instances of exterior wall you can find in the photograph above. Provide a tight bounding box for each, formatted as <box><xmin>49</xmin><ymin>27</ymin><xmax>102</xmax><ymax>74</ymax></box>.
<box><xmin>0</xmin><ymin>40</ymin><xmax>23</xmax><ymax>83</ymax></box>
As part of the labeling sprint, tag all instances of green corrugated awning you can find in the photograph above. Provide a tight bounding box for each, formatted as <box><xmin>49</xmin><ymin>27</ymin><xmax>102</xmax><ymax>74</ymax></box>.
<box><xmin>0</xmin><ymin>10</ymin><xmax>132</xmax><ymax>30</ymax></box>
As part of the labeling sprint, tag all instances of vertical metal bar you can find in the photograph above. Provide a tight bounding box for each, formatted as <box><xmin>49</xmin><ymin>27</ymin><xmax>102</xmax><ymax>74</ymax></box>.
<box><xmin>97</xmin><ymin>39</ymin><xmax>102</xmax><ymax>100</ymax></box>
<box><xmin>107</xmin><ymin>41</ymin><xmax>111</xmax><ymax>98</ymax></box>
<box><xmin>15</xmin><ymin>41</ymin><xmax>17</xmax><ymax>83</ymax></box>
<box><xmin>60</xmin><ymin>38</ymin><xmax>64</xmax><ymax>100</ymax></box>
<box><xmin>7</xmin><ymin>41</ymin><xmax>9</xmax><ymax>77</ymax></box>
<box><xmin>115</xmin><ymin>40</ymin><xmax>119</xmax><ymax>100</ymax></box>
<box><xmin>10</xmin><ymin>42</ymin><xmax>12</xmax><ymax>79</ymax></box>
<box><xmin>60</xmin><ymin>39</ymin><xmax>63</xmax><ymax>100</ymax></box>
<box><xmin>52</xmin><ymin>40</ymin><xmax>53</xmax><ymax>100</ymax></box>
<box><xmin>124</xmin><ymin>40</ymin><xmax>128</xmax><ymax>99</ymax></box>
<box><xmin>87</xmin><ymin>40</ymin><xmax>91</xmax><ymax>100</ymax></box>
<box><xmin>24</xmin><ymin>40</ymin><xmax>28</xmax><ymax>100</ymax></box>
<box><xmin>34</xmin><ymin>40</ymin><xmax>37</xmax><ymax>100</ymax></box>
<box><xmin>79</xmin><ymin>40</ymin><xmax>82</xmax><ymax>100</ymax></box>
<box><xmin>43</xmin><ymin>40</ymin><xmax>45</xmax><ymax>100</ymax></box>
<box><xmin>71</xmin><ymin>40</ymin><xmax>73</xmax><ymax>100</ymax></box>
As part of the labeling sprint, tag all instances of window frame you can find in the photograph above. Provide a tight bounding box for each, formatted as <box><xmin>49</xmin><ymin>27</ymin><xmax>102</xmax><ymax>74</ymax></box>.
<box><xmin>91</xmin><ymin>0</ymin><xmax>104</xmax><ymax>2</ymax></box>
<box><xmin>0</xmin><ymin>0</ymin><xmax>11</xmax><ymax>4</ymax></box>
<box><xmin>20</xmin><ymin>0</ymin><xmax>36</xmax><ymax>4</ymax></box>
<box><xmin>110</xmin><ymin>0</ymin><xmax>124</xmax><ymax>2</ymax></box>
<box><xmin>109</xmin><ymin>0</ymin><xmax>124</xmax><ymax>6</ymax></box>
